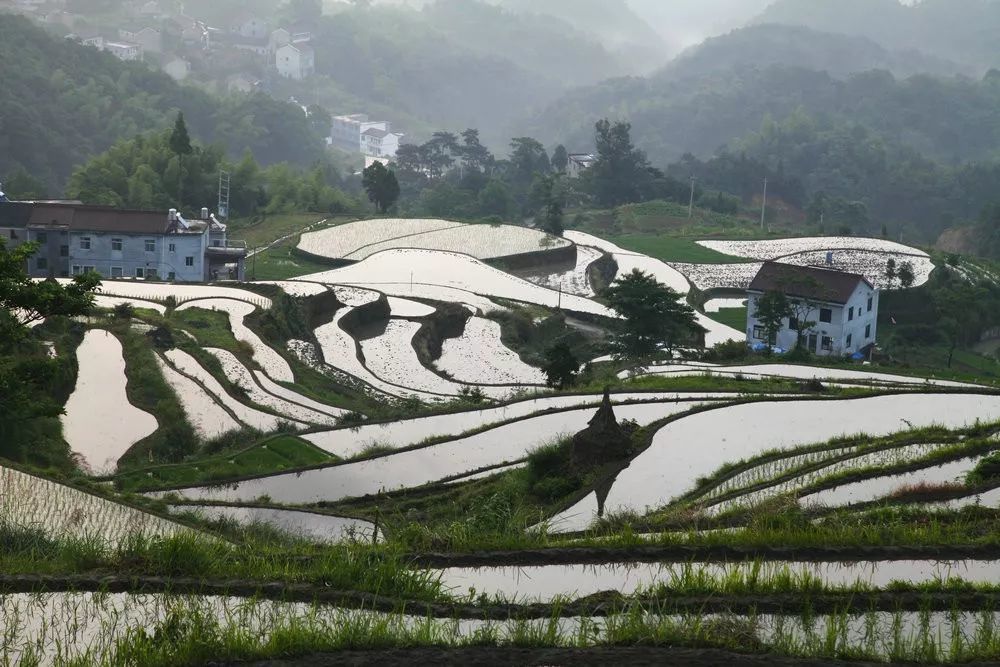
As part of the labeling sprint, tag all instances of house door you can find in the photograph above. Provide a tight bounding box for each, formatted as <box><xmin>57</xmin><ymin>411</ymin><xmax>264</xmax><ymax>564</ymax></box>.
<box><xmin>808</xmin><ymin>333</ymin><xmax>818</xmax><ymax>353</ymax></box>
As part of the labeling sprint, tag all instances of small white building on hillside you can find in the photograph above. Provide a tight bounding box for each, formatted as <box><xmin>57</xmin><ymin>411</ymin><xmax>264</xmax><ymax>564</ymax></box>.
<box><xmin>567</xmin><ymin>153</ymin><xmax>596</xmax><ymax>177</ymax></box>
<box><xmin>362</xmin><ymin>127</ymin><xmax>404</xmax><ymax>164</ymax></box>
<box><xmin>746</xmin><ymin>261</ymin><xmax>879</xmax><ymax>357</ymax></box>
<box><xmin>275</xmin><ymin>42</ymin><xmax>315</xmax><ymax>79</ymax></box>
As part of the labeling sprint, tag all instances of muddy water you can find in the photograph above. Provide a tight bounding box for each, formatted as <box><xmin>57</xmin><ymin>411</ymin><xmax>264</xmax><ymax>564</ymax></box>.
<box><xmin>62</xmin><ymin>330</ymin><xmax>158</xmax><ymax>472</ymax></box>
<box><xmin>155</xmin><ymin>400</ymin><xmax>715</xmax><ymax>505</ymax></box>
<box><xmin>438</xmin><ymin>559</ymin><xmax>1000</xmax><ymax>602</ymax></box>
<box><xmin>551</xmin><ymin>394</ymin><xmax>1000</xmax><ymax>532</ymax></box>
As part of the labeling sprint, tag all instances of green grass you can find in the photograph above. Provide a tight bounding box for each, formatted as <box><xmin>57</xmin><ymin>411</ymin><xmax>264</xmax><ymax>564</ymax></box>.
<box><xmin>246</xmin><ymin>245</ymin><xmax>336</xmax><ymax>280</ymax></box>
<box><xmin>226</xmin><ymin>213</ymin><xmax>333</xmax><ymax>249</ymax></box>
<box><xmin>114</xmin><ymin>435</ymin><xmax>336</xmax><ymax>492</ymax></box>
<box><xmin>169</xmin><ymin>307</ymin><xmax>243</xmax><ymax>353</ymax></box>
<box><xmin>706</xmin><ymin>306</ymin><xmax>747</xmax><ymax>331</ymax></box>
<box><xmin>612</xmin><ymin>235</ymin><xmax>749</xmax><ymax>264</ymax></box>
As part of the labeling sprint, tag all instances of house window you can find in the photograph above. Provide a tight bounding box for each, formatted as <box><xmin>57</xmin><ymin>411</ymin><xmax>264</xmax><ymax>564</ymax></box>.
<box><xmin>36</xmin><ymin>232</ymin><xmax>47</xmax><ymax>243</ymax></box>
<box><xmin>8</xmin><ymin>230</ymin><xmax>15</xmax><ymax>240</ymax></box>
<box><xmin>36</xmin><ymin>257</ymin><xmax>48</xmax><ymax>270</ymax></box>
<box><xmin>136</xmin><ymin>268</ymin><xmax>145</xmax><ymax>279</ymax></box>
<box><xmin>168</xmin><ymin>272</ymin><xmax>176</xmax><ymax>281</ymax></box>
<box><xmin>846</xmin><ymin>334</ymin><xmax>853</xmax><ymax>348</ymax></box>
<box><xmin>185</xmin><ymin>256</ymin><xmax>195</xmax><ymax>267</ymax></box>
<box><xmin>111</xmin><ymin>238</ymin><xmax>123</xmax><ymax>251</ymax></box>
<box><xmin>808</xmin><ymin>333</ymin><xmax>818</xmax><ymax>352</ymax></box>
<box><xmin>60</xmin><ymin>245</ymin><xmax>69</xmax><ymax>257</ymax></box>
<box><xmin>821</xmin><ymin>336</ymin><xmax>834</xmax><ymax>352</ymax></box>
<box><xmin>866</xmin><ymin>324</ymin><xmax>872</xmax><ymax>339</ymax></box>
<box><xmin>147</xmin><ymin>268</ymin><xmax>158</xmax><ymax>279</ymax></box>
<box><xmin>144</xmin><ymin>239</ymin><xmax>156</xmax><ymax>252</ymax></box>
<box><xmin>111</xmin><ymin>267</ymin><xmax>123</xmax><ymax>278</ymax></box>
<box><xmin>867</xmin><ymin>297</ymin><xmax>873</xmax><ymax>312</ymax></box>
<box><xmin>83</xmin><ymin>265</ymin><xmax>95</xmax><ymax>273</ymax></box>
<box><xmin>848</xmin><ymin>307</ymin><xmax>855</xmax><ymax>321</ymax></box>
<box><xmin>79</xmin><ymin>237</ymin><xmax>91</xmax><ymax>250</ymax></box>
<box><xmin>71</xmin><ymin>265</ymin><xmax>81</xmax><ymax>275</ymax></box>
<box><xmin>169</xmin><ymin>243</ymin><xmax>176</xmax><ymax>252</ymax></box>
<box><xmin>788</xmin><ymin>317</ymin><xmax>799</xmax><ymax>331</ymax></box>
<box><xmin>752</xmin><ymin>326</ymin><xmax>767</xmax><ymax>340</ymax></box>
<box><xmin>819</xmin><ymin>308</ymin><xmax>833</xmax><ymax>323</ymax></box>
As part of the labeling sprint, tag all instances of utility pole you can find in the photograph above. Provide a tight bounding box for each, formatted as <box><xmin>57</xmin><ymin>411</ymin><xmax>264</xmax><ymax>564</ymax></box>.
<box><xmin>760</xmin><ymin>177</ymin><xmax>768</xmax><ymax>231</ymax></box>
<box><xmin>687</xmin><ymin>176</ymin><xmax>696</xmax><ymax>218</ymax></box>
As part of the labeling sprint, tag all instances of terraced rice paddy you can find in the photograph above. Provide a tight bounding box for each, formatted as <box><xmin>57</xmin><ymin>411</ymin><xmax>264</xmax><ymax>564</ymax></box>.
<box><xmin>172</xmin><ymin>505</ymin><xmax>378</xmax><ymax>544</ymax></box>
<box><xmin>548</xmin><ymin>393</ymin><xmax>1000</xmax><ymax>532</ymax></box>
<box><xmin>525</xmin><ymin>244</ymin><xmax>603</xmax><ymax>297</ymax></box>
<box><xmin>155</xmin><ymin>355</ymin><xmax>242</xmax><ymax>439</ymax></box>
<box><xmin>62</xmin><ymin>330</ymin><xmax>157</xmax><ymax>471</ymax></box>
<box><xmin>298</xmin><ymin>218</ymin><xmax>569</xmax><ymax>261</ymax></box>
<box><xmin>697</xmin><ymin>237</ymin><xmax>929</xmax><ymax>261</ymax></box>
<box><xmin>436</xmin><ymin>317</ymin><xmax>546</xmax><ymax>386</ymax></box>
<box><xmin>0</xmin><ymin>466</ymin><xmax>196</xmax><ymax>549</ymax></box>
<box><xmin>154</xmin><ymin>399</ymin><xmax>716</xmax><ymax>505</ymax></box>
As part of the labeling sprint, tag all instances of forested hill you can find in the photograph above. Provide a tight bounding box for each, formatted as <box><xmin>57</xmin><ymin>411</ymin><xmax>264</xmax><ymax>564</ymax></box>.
<box><xmin>664</xmin><ymin>24</ymin><xmax>968</xmax><ymax>80</ymax></box>
<box><xmin>0</xmin><ymin>15</ymin><xmax>324</xmax><ymax>193</ymax></box>
<box><xmin>754</xmin><ymin>0</ymin><xmax>1000</xmax><ymax>74</ymax></box>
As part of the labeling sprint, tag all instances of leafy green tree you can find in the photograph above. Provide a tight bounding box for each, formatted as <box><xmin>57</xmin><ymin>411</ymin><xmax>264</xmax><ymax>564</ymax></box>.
<box><xmin>884</xmin><ymin>258</ymin><xmax>897</xmax><ymax>289</ymax></box>
<box><xmin>2</xmin><ymin>167</ymin><xmax>47</xmax><ymax>200</ymax></box>
<box><xmin>603</xmin><ymin>270</ymin><xmax>701</xmax><ymax>360</ymax></box>
<box><xmin>362</xmin><ymin>161</ymin><xmax>401</xmax><ymax>214</ymax></box>
<box><xmin>753</xmin><ymin>290</ymin><xmax>791</xmax><ymax>348</ymax></box>
<box><xmin>551</xmin><ymin>145</ymin><xmax>569</xmax><ymax>174</ymax></box>
<box><xmin>898</xmin><ymin>261</ymin><xmax>916</xmax><ymax>289</ymax></box>
<box><xmin>532</xmin><ymin>175</ymin><xmax>565</xmax><ymax>236</ymax></box>
<box><xmin>169</xmin><ymin>112</ymin><xmax>193</xmax><ymax>204</ymax></box>
<box><xmin>1</xmin><ymin>239</ymin><xmax>99</xmax><ymax>463</ymax></box>
<box><xmin>477</xmin><ymin>180</ymin><xmax>512</xmax><ymax>218</ymax></box>
<box><xmin>541</xmin><ymin>342</ymin><xmax>579</xmax><ymax>389</ymax></box>
<box><xmin>590</xmin><ymin>119</ymin><xmax>651</xmax><ymax>208</ymax></box>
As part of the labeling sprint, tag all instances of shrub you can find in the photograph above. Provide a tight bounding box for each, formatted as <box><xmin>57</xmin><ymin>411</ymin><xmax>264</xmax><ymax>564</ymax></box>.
<box><xmin>112</xmin><ymin>302</ymin><xmax>135</xmax><ymax>319</ymax></box>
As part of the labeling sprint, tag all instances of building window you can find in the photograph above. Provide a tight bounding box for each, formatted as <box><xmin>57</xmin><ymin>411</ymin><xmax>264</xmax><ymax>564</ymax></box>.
<box><xmin>788</xmin><ymin>317</ymin><xmax>799</xmax><ymax>331</ymax></box>
<box><xmin>8</xmin><ymin>230</ymin><xmax>15</xmax><ymax>240</ymax></box>
<box><xmin>144</xmin><ymin>240</ymin><xmax>156</xmax><ymax>252</ymax></box>
<box><xmin>36</xmin><ymin>232</ymin><xmax>47</xmax><ymax>243</ymax></box>
<box><xmin>168</xmin><ymin>272</ymin><xmax>176</xmax><ymax>281</ymax></box>
<box><xmin>136</xmin><ymin>268</ymin><xmax>145</xmax><ymax>278</ymax></box>
<box><xmin>112</xmin><ymin>238</ymin><xmax>123</xmax><ymax>251</ymax></box>
<box><xmin>71</xmin><ymin>265</ymin><xmax>81</xmax><ymax>276</ymax></box>
<box><xmin>867</xmin><ymin>297</ymin><xmax>873</xmax><ymax>312</ymax></box>
<box><xmin>79</xmin><ymin>237</ymin><xmax>91</xmax><ymax>250</ymax></box>
<box><xmin>169</xmin><ymin>243</ymin><xmax>176</xmax><ymax>252</ymax></box>
<box><xmin>846</xmin><ymin>334</ymin><xmax>853</xmax><ymax>348</ymax></box>
<box><xmin>819</xmin><ymin>308</ymin><xmax>833</xmax><ymax>323</ymax></box>
<box><xmin>752</xmin><ymin>326</ymin><xmax>765</xmax><ymax>340</ymax></box>
<box><xmin>111</xmin><ymin>267</ymin><xmax>123</xmax><ymax>278</ymax></box>
<box><xmin>36</xmin><ymin>257</ymin><xmax>48</xmax><ymax>270</ymax></box>
<box><xmin>60</xmin><ymin>245</ymin><xmax>69</xmax><ymax>257</ymax></box>
<box><xmin>821</xmin><ymin>336</ymin><xmax>834</xmax><ymax>352</ymax></box>
<box><xmin>83</xmin><ymin>265</ymin><xmax>95</xmax><ymax>273</ymax></box>
<box><xmin>848</xmin><ymin>307</ymin><xmax>854</xmax><ymax>321</ymax></box>
<box><xmin>185</xmin><ymin>256</ymin><xmax>195</xmax><ymax>267</ymax></box>
<box><xmin>808</xmin><ymin>333</ymin><xmax>818</xmax><ymax>352</ymax></box>
<box><xmin>147</xmin><ymin>268</ymin><xmax>158</xmax><ymax>279</ymax></box>
<box><xmin>866</xmin><ymin>324</ymin><xmax>872</xmax><ymax>339</ymax></box>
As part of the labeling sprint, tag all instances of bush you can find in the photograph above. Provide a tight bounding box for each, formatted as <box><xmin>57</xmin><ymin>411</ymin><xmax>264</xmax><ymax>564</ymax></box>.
<box><xmin>112</xmin><ymin>302</ymin><xmax>135</xmax><ymax>319</ymax></box>
<box><xmin>704</xmin><ymin>339</ymin><xmax>747</xmax><ymax>362</ymax></box>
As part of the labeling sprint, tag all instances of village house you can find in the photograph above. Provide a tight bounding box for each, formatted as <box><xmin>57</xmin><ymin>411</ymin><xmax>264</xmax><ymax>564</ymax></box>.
<box><xmin>118</xmin><ymin>26</ymin><xmax>162</xmax><ymax>53</ymax></box>
<box><xmin>746</xmin><ymin>261</ymin><xmax>879</xmax><ymax>357</ymax></box>
<box><xmin>567</xmin><ymin>153</ymin><xmax>596</xmax><ymax>177</ymax></box>
<box><xmin>361</xmin><ymin>127</ymin><xmax>404</xmax><ymax>166</ymax></box>
<box><xmin>275</xmin><ymin>41</ymin><xmax>315</xmax><ymax>79</ymax></box>
<box><xmin>0</xmin><ymin>201</ymin><xmax>247</xmax><ymax>282</ymax></box>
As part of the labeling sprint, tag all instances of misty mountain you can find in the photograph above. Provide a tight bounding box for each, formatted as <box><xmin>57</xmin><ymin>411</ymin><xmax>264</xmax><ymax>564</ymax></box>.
<box><xmin>661</xmin><ymin>24</ymin><xmax>969</xmax><ymax>81</ymax></box>
<box><xmin>755</xmin><ymin>0</ymin><xmax>1000</xmax><ymax>73</ymax></box>
<box><xmin>493</xmin><ymin>0</ymin><xmax>670</xmax><ymax>72</ymax></box>
<box><xmin>626</xmin><ymin>0</ymin><xmax>773</xmax><ymax>51</ymax></box>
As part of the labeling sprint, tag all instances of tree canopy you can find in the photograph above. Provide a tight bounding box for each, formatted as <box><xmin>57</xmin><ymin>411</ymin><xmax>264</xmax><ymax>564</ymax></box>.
<box><xmin>603</xmin><ymin>270</ymin><xmax>701</xmax><ymax>360</ymax></box>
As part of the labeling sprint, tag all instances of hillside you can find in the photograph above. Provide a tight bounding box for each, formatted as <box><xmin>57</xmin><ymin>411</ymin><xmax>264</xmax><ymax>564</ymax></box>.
<box><xmin>755</xmin><ymin>0</ymin><xmax>1000</xmax><ymax>73</ymax></box>
<box><xmin>0</xmin><ymin>15</ymin><xmax>325</xmax><ymax>192</ymax></box>
<box><xmin>663</xmin><ymin>24</ymin><xmax>969</xmax><ymax>80</ymax></box>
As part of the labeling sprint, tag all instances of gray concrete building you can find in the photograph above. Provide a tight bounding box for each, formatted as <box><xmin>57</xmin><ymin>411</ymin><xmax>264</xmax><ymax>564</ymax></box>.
<box><xmin>0</xmin><ymin>202</ymin><xmax>247</xmax><ymax>282</ymax></box>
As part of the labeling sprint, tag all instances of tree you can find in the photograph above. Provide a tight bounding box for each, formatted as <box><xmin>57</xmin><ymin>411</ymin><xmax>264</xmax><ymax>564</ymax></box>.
<box><xmin>590</xmin><ymin>119</ymin><xmax>650</xmax><ymax>208</ymax></box>
<box><xmin>534</xmin><ymin>175</ymin><xmax>564</xmax><ymax>236</ymax></box>
<box><xmin>168</xmin><ymin>112</ymin><xmax>193</xmax><ymax>204</ymax></box>
<box><xmin>753</xmin><ymin>291</ymin><xmax>791</xmax><ymax>349</ymax></box>
<box><xmin>898</xmin><ymin>261</ymin><xmax>916</xmax><ymax>289</ymax></box>
<box><xmin>542</xmin><ymin>342</ymin><xmax>579</xmax><ymax>389</ymax></box>
<box><xmin>884</xmin><ymin>258</ymin><xmax>897</xmax><ymax>289</ymax></box>
<box><xmin>362</xmin><ymin>161</ymin><xmax>400</xmax><ymax>214</ymax></box>
<box><xmin>603</xmin><ymin>270</ymin><xmax>701</xmax><ymax>360</ymax></box>
<box><xmin>552</xmin><ymin>145</ymin><xmax>569</xmax><ymax>174</ymax></box>
<box><xmin>0</xmin><ymin>239</ymin><xmax>99</xmax><ymax>462</ymax></box>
